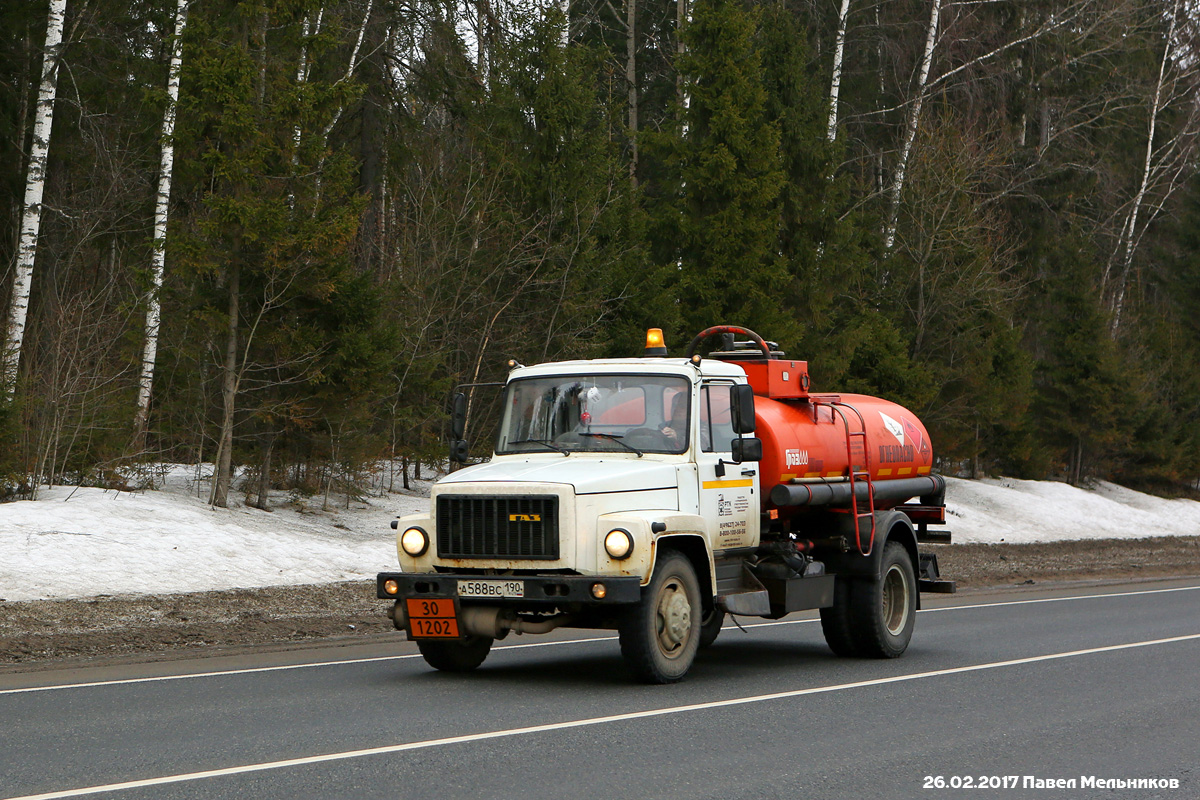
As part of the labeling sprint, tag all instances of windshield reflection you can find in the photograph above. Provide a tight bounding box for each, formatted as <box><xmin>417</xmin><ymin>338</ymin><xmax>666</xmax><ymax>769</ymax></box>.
<box><xmin>496</xmin><ymin>374</ymin><xmax>692</xmax><ymax>455</ymax></box>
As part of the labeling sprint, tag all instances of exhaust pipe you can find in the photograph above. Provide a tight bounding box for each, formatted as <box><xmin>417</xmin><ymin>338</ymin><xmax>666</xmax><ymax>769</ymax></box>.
<box><xmin>460</xmin><ymin>607</ymin><xmax>573</xmax><ymax>638</ymax></box>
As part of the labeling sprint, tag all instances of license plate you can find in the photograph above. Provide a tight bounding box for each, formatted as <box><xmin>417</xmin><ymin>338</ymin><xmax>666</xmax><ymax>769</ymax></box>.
<box><xmin>457</xmin><ymin>579</ymin><xmax>525</xmax><ymax>598</ymax></box>
<box><xmin>406</xmin><ymin>598</ymin><xmax>461</xmax><ymax>638</ymax></box>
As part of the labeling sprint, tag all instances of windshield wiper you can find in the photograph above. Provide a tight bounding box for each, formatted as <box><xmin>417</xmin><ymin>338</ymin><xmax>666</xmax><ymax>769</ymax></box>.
<box><xmin>578</xmin><ymin>432</ymin><xmax>643</xmax><ymax>457</ymax></box>
<box><xmin>508</xmin><ymin>439</ymin><xmax>570</xmax><ymax>455</ymax></box>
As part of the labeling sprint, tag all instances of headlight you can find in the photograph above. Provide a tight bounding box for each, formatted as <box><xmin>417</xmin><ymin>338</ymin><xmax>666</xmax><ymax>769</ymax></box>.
<box><xmin>604</xmin><ymin>528</ymin><xmax>633</xmax><ymax>560</ymax></box>
<box><xmin>400</xmin><ymin>527</ymin><xmax>429</xmax><ymax>557</ymax></box>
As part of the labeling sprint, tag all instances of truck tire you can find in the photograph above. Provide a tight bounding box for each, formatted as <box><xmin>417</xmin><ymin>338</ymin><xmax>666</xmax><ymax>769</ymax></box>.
<box><xmin>698</xmin><ymin>606</ymin><xmax>725</xmax><ymax>649</ymax></box>
<box><xmin>819</xmin><ymin>576</ymin><xmax>861</xmax><ymax>657</ymax></box>
<box><xmin>848</xmin><ymin>541</ymin><xmax>916</xmax><ymax>658</ymax></box>
<box><xmin>417</xmin><ymin>636</ymin><xmax>493</xmax><ymax>672</ymax></box>
<box><xmin>619</xmin><ymin>551</ymin><xmax>702</xmax><ymax>683</ymax></box>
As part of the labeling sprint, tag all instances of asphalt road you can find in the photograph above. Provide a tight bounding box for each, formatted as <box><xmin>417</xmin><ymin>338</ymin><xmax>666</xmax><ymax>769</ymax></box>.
<box><xmin>2</xmin><ymin>578</ymin><xmax>1198</xmax><ymax>800</ymax></box>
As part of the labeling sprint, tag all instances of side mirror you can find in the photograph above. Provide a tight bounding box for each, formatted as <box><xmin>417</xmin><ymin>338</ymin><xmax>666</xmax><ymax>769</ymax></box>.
<box><xmin>449</xmin><ymin>393</ymin><xmax>469</xmax><ymax>463</ymax></box>
<box><xmin>731</xmin><ymin>437</ymin><xmax>762</xmax><ymax>464</ymax></box>
<box><xmin>450</xmin><ymin>392</ymin><xmax>467</xmax><ymax>440</ymax></box>
<box><xmin>731</xmin><ymin>385</ymin><xmax>756</xmax><ymax>434</ymax></box>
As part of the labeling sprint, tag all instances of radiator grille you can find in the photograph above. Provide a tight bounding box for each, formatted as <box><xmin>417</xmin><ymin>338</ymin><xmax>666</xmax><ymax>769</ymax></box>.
<box><xmin>436</xmin><ymin>495</ymin><xmax>560</xmax><ymax>560</ymax></box>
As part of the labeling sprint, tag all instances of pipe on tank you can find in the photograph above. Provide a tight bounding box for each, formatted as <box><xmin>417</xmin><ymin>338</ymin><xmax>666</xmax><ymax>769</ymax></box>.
<box><xmin>770</xmin><ymin>474</ymin><xmax>945</xmax><ymax>508</ymax></box>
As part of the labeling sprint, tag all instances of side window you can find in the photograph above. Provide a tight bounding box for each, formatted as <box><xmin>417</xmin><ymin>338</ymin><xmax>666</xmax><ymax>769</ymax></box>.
<box><xmin>700</xmin><ymin>384</ymin><xmax>736</xmax><ymax>453</ymax></box>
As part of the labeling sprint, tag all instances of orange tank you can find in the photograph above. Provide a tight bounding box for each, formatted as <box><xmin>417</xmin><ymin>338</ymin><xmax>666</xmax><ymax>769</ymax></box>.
<box><xmin>754</xmin><ymin>393</ymin><xmax>934</xmax><ymax>511</ymax></box>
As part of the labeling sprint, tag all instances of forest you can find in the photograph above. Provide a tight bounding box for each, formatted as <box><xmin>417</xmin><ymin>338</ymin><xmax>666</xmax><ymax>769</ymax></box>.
<box><xmin>2</xmin><ymin>0</ymin><xmax>1199</xmax><ymax>504</ymax></box>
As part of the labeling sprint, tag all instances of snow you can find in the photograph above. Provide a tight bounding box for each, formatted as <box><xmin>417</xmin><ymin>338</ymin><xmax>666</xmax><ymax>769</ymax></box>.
<box><xmin>0</xmin><ymin>465</ymin><xmax>429</xmax><ymax>603</ymax></box>
<box><xmin>1</xmin><ymin>467</ymin><xmax>1197</xmax><ymax>602</ymax></box>
<box><xmin>944</xmin><ymin>476</ymin><xmax>1200</xmax><ymax>544</ymax></box>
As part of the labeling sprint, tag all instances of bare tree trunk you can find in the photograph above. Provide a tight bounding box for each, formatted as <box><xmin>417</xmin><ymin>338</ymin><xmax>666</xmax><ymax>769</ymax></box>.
<box><xmin>883</xmin><ymin>0</ymin><xmax>941</xmax><ymax>253</ymax></box>
<box><xmin>626</xmin><ymin>0</ymin><xmax>638</xmax><ymax>187</ymax></box>
<box><xmin>873</xmin><ymin>4</ymin><xmax>884</xmax><ymax>194</ymax></box>
<box><xmin>826</xmin><ymin>0</ymin><xmax>852</xmax><ymax>142</ymax></box>
<box><xmin>134</xmin><ymin>0</ymin><xmax>191</xmax><ymax>449</ymax></box>
<box><xmin>4</xmin><ymin>0</ymin><xmax>66</xmax><ymax>400</ymax></box>
<box><xmin>1109</xmin><ymin>0</ymin><xmax>1180</xmax><ymax>336</ymax></box>
<box><xmin>675</xmin><ymin>0</ymin><xmax>687</xmax><ymax>110</ymax></box>
<box><xmin>211</xmin><ymin>263</ymin><xmax>240</xmax><ymax>508</ymax></box>
<box><xmin>253</xmin><ymin>432</ymin><xmax>274</xmax><ymax>510</ymax></box>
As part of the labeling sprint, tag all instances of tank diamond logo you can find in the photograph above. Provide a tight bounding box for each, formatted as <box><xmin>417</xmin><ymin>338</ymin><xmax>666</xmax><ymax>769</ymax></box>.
<box><xmin>880</xmin><ymin>412</ymin><xmax>904</xmax><ymax>445</ymax></box>
<box><xmin>903</xmin><ymin>417</ymin><xmax>932</xmax><ymax>464</ymax></box>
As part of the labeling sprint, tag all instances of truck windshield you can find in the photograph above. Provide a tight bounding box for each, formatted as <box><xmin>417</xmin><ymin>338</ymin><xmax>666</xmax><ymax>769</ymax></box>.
<box><xmin>496</xmin><ymin>374</ymin><xmax>692</xmax><ymax>455</ymax></box>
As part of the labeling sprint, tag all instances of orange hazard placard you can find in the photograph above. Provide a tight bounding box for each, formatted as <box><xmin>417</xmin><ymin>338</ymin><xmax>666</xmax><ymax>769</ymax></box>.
<box><xmin>406</xmin><ymin>598</ymin><xmax>460</xmax><ymax>638</ymax></box>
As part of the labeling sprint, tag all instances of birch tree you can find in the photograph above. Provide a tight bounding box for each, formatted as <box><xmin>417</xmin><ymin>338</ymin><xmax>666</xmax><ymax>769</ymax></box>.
<box><xmin>134</xmin><ymin>0</ymin><xmax>191</xmax><ymax>446</ymax></box>
<box><xmin>288</xmin><ymin>8</ymin><xmax>323</xmax><ymax>210</ymax></box>
<box><xmin>1107</xmin><ymin>0</ymin><xmax>1198</xmax><ymax>335</ymax></box>
<box><xmin>312</xmin><ymin>0</ymin><xmax>374</xmax><ymax>204</ymax></box>
<box><xmin>882</xmin><ymin>0</ymin><xmax>939</xmax><ymax>252</ymax></box>
<box><xmin>826</xmin><ymin>0</ymin><xmax>851</xmax><ymax>142</ymax></box>
<box><xmin>3</xmin><ymin>0</ymin><xmax>66</xmax><ymax>400</ymax></box>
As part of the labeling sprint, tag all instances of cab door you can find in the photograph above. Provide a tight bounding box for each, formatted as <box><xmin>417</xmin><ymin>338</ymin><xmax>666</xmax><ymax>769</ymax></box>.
<box><xmin>695</xmin><ymin>381</ymin><xmax>760</xmax><ymax>550</ymax></box>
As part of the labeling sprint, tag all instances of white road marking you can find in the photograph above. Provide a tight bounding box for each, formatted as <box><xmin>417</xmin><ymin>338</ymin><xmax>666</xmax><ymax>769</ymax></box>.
<box><xmin>6</xmin><ymin>631</ymin><xmax>1200</xmax><ymax>800</ymax></box>
<box><xmin>0</xmin><ymin>637</ymin><xmax>613</xmax><ymax>696</ymax></box>
<box><xmin>2</xmin><ymin>583</ymin><xmax>1197</xmax><ymax>697</ymax></box>
<box><xmin>919</xmin><ymin>584</ymin><xmax>1200</xmax><ymax>613</ymax></box>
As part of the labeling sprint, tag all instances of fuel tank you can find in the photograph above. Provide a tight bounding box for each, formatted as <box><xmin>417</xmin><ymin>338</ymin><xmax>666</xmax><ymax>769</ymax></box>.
<box><xmin>755</xmin><ymin>393</ymin><xmax>934</xmax><ymax>511</ymax></box>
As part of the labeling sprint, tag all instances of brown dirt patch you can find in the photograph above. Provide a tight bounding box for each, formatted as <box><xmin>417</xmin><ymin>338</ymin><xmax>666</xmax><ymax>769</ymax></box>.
<box><xmin>2</xmin><ymin>536</ymin><xmax>1198</xmax><ymax>670</ymax></box>
<box><xmin>935</xmin><ymin>535</ymin><xmax>1200</xmax><ymax>587</ymax></box>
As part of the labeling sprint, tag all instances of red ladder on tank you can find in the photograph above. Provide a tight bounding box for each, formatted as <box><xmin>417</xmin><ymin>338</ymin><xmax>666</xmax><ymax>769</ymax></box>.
<box><xmin>829</xmin><ymin>401</ymin><xmax>876</xmax><ymax>556</ymax></box>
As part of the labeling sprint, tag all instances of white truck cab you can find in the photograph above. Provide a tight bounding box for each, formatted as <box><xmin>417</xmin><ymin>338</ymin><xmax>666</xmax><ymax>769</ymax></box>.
<box><xmin>392</xmin><ymin>357</ymin><xmax>759</xmax><ymax>575</ymax></box>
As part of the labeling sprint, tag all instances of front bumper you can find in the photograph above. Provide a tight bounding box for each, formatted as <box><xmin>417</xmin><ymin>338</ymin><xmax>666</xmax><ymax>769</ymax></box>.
<box><xmin>376</xmin><ymin>572</ymin><xmax>643</xmax><ymax>605</ymax></box>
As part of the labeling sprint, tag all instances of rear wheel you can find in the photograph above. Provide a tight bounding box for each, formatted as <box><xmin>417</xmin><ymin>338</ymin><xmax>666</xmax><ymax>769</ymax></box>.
<box><xmin>417</xmin><ymin>636</ymin><xmax>493</xmax><ymax>672</ymax></box>
<box><xmin>821</xmin><ymin>541</ymin><xmax>916</xmax><ymax>659</ymax></box>
<box><xmin>819</xmin><ymin>576</ymin><xmax>860</xmax><ymax>657</ymax></box>
<box><xmin>619</xmin><ymin>551</ymin><xmax>702</xmax><ymax>683</ymax></box>
<box><xmin>851</xmin><ymin>541</ymin><xmax>916</xmax><ymax>658</ymax></box>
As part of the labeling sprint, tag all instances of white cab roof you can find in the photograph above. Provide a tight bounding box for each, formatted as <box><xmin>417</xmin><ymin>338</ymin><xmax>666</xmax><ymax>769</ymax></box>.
<box><xmin>507</xmin><ymin>357</ymin><xmax>748</xmax><ymax>383</ymax></box>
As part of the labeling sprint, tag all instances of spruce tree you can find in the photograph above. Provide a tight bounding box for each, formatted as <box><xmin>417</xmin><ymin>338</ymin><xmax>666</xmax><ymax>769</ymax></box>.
<box><xmin>670</xmin><ymin>0</ymin><xmax>791</xmax><ymax>345</ymax></box>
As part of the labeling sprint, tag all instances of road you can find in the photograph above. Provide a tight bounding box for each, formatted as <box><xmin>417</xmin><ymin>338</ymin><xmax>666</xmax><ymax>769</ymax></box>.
<box><xmin>1</xmin><ymin>578</ymin><xmax>1198</xmax><ymax>800</ymax></box>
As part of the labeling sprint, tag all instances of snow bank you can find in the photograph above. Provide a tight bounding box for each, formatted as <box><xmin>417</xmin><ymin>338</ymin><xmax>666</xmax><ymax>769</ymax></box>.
<box><xmin>945</xmin><ymin>477</ymin><xmax>1200</xmax><ymax>544</ymax></box>
<box><xmin>0</xmin><ymin>466</ymin><xmax>429</xmax><ymax>602</ymax></box>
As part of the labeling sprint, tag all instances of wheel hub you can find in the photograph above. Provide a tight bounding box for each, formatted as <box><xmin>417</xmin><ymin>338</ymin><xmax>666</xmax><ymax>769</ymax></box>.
<box><xmin>882</xmin><ymin>564</ymin><xmax>911</xmax><ymax>636</ymax></box>
<box><xmin>656</xmin><ymin>581</ymin><xmax>691</xmax><ymax>654</ymax></box>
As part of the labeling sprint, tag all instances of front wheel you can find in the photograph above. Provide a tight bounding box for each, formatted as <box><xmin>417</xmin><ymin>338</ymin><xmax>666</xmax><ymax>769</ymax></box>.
<box><xmin>619</xmin><ymin>551</ymin><xmax>702</xmax><ymax>683</ymax></box>
<box><xmin>417</xmin><ymin>636</ymin><xmax>493</xmax><ymax>672</ymax></box>
<box><xmin>698</xmin><ymin>606</ymin><xmax>725</xmax><ymax>649</ymax></box>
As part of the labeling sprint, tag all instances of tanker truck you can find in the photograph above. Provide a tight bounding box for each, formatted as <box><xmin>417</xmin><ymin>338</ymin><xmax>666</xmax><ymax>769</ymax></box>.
<box><xmin>378</xmin><ymin>325</ymin><xmax>954</xmax><ymax>683</ymax></box>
